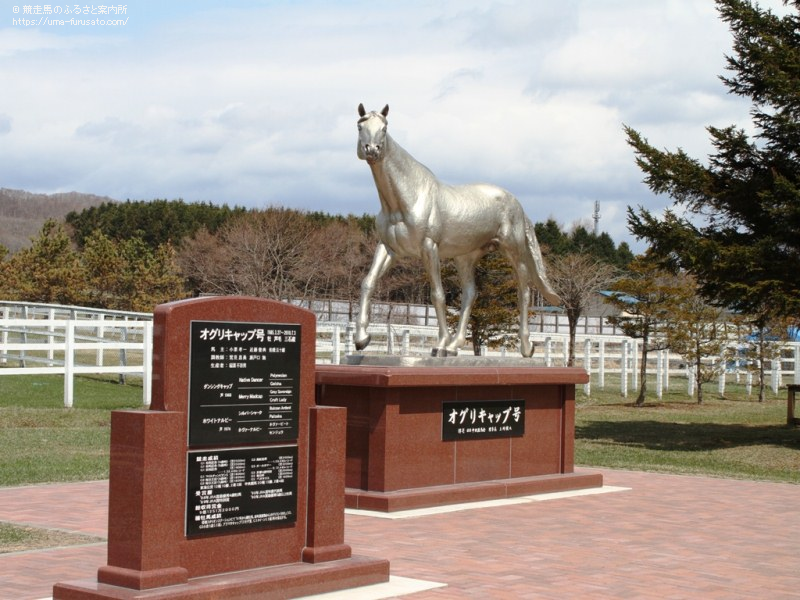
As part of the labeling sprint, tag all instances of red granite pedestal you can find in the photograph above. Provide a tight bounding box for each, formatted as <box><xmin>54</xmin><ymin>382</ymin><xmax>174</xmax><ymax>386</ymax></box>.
<box><xmin>53</xmin><ymin>297</ymin><xmax>389</xmax><ymax>600</ymax></box>
<box><xmin>316</xmin><ymin>358</ymin><xmax>603</xmax><ymax>512</ymax></box>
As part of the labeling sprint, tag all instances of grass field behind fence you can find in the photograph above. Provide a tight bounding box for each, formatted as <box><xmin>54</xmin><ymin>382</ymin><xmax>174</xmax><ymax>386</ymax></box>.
<box><xmin>0</xmin><ymin>372</ymin><xmax>797</xmax><ymax>487</ymax></box>
<box><xmin>0</xmin><ymin>374</ymin><xmax>143</xmax><ymax>486</ymax></box>
<box><xmin>578</xmin><ymin>376</ymin><xmax>800</xmax><ymax>483</ymax></box>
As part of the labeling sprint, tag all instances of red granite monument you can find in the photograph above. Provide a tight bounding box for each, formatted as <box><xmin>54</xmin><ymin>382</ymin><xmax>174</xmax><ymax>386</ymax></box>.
<box><xmin>53</xmin><ymin>297</ymin><xmax>389</xmax><ymax>600</ymax></box>
<box><xmin>316</xmin><ymin>356</ymin><xmax>603</xmax><ymax>512</ymax></box>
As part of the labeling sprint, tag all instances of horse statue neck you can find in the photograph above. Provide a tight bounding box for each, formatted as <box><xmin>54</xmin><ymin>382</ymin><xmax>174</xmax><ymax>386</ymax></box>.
<box><xmin>368</xmin><ymin>134</ymin><xmax>437</xmax><ymax>215</ymax></box>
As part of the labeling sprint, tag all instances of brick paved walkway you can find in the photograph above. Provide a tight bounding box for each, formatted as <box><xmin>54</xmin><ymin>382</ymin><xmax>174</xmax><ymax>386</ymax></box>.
<box><xmin>1</xmin><ymin>470</ymin><xmax>798</xmax><ymax>599</ymax></box>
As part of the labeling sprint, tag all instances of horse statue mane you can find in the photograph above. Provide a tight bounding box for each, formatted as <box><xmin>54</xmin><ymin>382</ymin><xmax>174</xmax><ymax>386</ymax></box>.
<box><xmin>354</xmin><ymin>103</ymin><xmax>560</xmax><ymax>357</ymax></box>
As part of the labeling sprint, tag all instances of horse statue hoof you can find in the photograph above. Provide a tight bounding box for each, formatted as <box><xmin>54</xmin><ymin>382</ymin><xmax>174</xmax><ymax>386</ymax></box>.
<box><xmin>355</xmin><ymin>335</ymin><xmax>371</xmax><ymax>351</ymax></box>
<box><xmin>431</xmin><ymin>348</ymin><xmax>458</xmax><ymax>357</ymax></box>
<box><xmin>521</xmin><ymin>342</ymin><xmax>536</xmax><ymax>358</ymax></box>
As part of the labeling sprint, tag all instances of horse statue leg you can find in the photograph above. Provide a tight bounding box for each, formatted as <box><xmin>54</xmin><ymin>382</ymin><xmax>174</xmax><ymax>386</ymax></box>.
<box><xmin>446</xmin><ymin>251</ymin><xmax>484</xmax><ymax>355</ymax></box>
<box><xmin>517</xmin><ymin>275</ymin><xmax>535</xmax><ymax>358</ymax></box>
<box><xmin>501</xmin><ymin>246</ymin><xmax>535</xmax><ymax>358</ymax></box>
<box><xmin>499</xmin><ymin>213</ymin><xmax>560</xmax><ymax>357</ymax></box>
<box><xmin>420</xmin><ymin>238</ymin><xmax>453</xmax><ymax>356</ymax></box>
<box><xmin>355</xmin><ymin>243</ymin><xmax>395</xmax><ymax>351</ymax></box>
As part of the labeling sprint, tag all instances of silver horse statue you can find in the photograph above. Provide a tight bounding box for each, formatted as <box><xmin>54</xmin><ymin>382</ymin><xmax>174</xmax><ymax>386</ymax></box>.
<box><xmin>354</xmin><ymin>104</ymin><xmax>560</xmax><ymax>357</ymax></box>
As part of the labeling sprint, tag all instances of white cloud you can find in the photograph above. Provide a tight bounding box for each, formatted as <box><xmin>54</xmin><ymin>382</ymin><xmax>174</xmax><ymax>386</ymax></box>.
<box><xmin>0</xmin><ymin>0</ymin><xmax>777</xmax><ymax>251</ymax></box>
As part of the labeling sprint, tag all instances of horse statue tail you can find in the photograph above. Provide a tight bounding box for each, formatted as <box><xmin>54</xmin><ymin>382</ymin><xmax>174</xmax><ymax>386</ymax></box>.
<box><xmin>523</xmin><ymin>217</ymin><xmax>561</xmax><ymax>306</ymax></box>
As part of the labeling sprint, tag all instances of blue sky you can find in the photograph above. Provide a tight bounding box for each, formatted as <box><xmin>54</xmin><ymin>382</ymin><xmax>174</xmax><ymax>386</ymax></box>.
<box><xmin>0</xmin><ymin>1</ymin><xmax>789</xmax><ymax>251</ymax></box>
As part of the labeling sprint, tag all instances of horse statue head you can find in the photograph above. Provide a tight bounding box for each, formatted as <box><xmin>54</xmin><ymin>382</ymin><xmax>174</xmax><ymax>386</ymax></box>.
<box><xmin>357</xmin><ymin>103</ymin><xmax>389</xmax><ymax>165</ymax></box>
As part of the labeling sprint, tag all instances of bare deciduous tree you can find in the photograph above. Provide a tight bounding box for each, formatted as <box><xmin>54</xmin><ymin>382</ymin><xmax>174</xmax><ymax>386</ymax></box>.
<box><xmin>548</xmin><ymin>253</ymin><xmax>618</xmax><ymax>367</ymax></box>
<box><xmin>295</xmin><ymin>219</ymin><xmax>376</xmax><ymax>316</ymax></box>
<box><xmin>179</xmin><ymin>208</ymin><xmax>367</xmax><ymax>303</ymax></box>
<box><xmin>177</xmin><ymin>227</ymin><xmax>231</xmax><ymax>296</ymax></box>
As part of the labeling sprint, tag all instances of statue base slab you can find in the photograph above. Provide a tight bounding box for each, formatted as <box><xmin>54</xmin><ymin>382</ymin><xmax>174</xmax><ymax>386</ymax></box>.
<box><xmin>316</xmin><ymin>360</ymin><xmax>602</xmax><ymax>512</ymax></box>
<box><xmin>53</xmin><ymin>556</ymin><xmax>390</xmax><ymax>600</ymax></box>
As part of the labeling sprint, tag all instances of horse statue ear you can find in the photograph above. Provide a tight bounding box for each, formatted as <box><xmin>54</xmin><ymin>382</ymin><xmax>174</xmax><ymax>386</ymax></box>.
<box><xmin>358</xmin><ymin>103</ymin><xmax>366</xmax><ymax>117</ymax></box>
<box><xmin>381</xmin><ymin>104</ymin><xmax>389</xmax><ymax>117</ymax></box>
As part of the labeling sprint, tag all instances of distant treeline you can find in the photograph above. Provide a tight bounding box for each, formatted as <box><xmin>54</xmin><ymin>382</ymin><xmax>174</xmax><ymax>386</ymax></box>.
<box><xmin>65</xmin><ymin>199</ymin><xmax>633</xmax><ymax>266</ymax></box>
<box><xmin>66</xmin><ymin>199</ymin><xmax>248</xmax><ymax>249</ymax></box>
<box><xmin>0</xmin><ymin>198</ymin><xmax>634</xmax><ymax>313</ymax></box>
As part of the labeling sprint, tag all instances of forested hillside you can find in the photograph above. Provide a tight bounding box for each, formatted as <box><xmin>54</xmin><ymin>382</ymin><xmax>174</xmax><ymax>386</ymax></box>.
<box><xmin>0</xmin><ymin>188</ymin><xmax>114</xmax><ymax>252</ymax></box>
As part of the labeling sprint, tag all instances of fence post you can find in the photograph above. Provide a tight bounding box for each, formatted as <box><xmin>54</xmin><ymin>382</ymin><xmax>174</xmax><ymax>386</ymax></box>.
<box><xmin>345</xmin><ymin>324</ymin><xmax>354</xmax><ymax>355</ymax></box>
<box><xmin>402</xmin><ymin>330</ymin><xmax>410</xmax><ymax>356</ymax></box>
<box><xmin>63</xmin><ymin>320</ymin><xmax>75</xmax><ymax>408</ymax></box>
<box><xmin>142</xmin><ymin>320</ymin><xmax>153</xmax><ymax>406</ymax></box>
<box><xmin>772</xmin><ymin>359</ymin><xmax>780</xmax><ymax>395</ymax></box>
<box><xmin>583</xmin><ymin>338</ymin><xmax>591</xmax><ymax>396</ymax></box>
<box><xmin>655</xmin><ymin>350</ymin><xmax>662</xmax><ymax>400</ymax></box>
<box><xmin>598</xmin><ymin>339</ymin><xmax>605</xmax><ymax>389</ymax></box>
<box><xmin>48</xmin><ymin>307</ymin><xmax>56</xmax><ymax>362</ymax></box>
<box><xmin>95</xmin><ymin>312</ymin><xmax>104</xmax><ymax>368</ymax></box>
<box><xmin>794</xmin><ymin>343</ymin><xmax>800</xmax><ymax>385</ymax></box>
<box><xmin>20</xmin><ymin>305</ymin><xmax>28</xmax><ymax>368</ymax></box>
<box><xmin>332</xmin><ymin>325</ymin><xmax>341</xmax><ymax>365</ymax></box>
<box><xmin>0</xmin><ymin>305</ymin><xmax>7</xmax><ymax>365</ymax></box>
<box><xmin>386</xmin><ymin>323</ymin><xmax>394</xmax><ymax>355</ymax></box>
<box><xmin>119</xmin><ymin>324</ymin><xmax>128</xmax><ymax>385</ymax></box>
<box><xmin>631</xmin><ymin>340</ymin><xmax>638</xmax><ymax>392</ymax></box>
<box><xmin>620</xmin><ymin>340</ymin><xmax>628</xmax><ymax>398</ymax></box>
<box><xmin>718</xmin><ymin>354</ymin><xmax>726</xmax><ymax>397</ymax></box>
<box><xmin>544</xmin><ymin>337</ymin><xmax>552</xmax><ymax>367</ymax></box>
<box><xmin>688</xmin><ymin>366</ymin><xmax>695</xmax><ymax>398</ymax></box>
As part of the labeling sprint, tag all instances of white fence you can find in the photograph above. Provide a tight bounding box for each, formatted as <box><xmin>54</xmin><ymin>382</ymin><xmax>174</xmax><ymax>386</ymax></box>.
<box><xmin>302</xmin><ymin>297</ymin><xmax>625</xmax><ymax>336</ymax></box>
<box><xmin>0</xmin><ymin>302</ymin><xmax>152</xmax><ymax>407</ymax></box>
<box><xmin>2</xmin><ymin>301</ymin><xmax>798</xmax><ymax>407</ymax></box>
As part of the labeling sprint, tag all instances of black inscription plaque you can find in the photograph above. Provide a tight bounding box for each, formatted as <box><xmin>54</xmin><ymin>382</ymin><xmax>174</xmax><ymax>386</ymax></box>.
<box><xmin>188</xmin><ymin>321</ymin><xmax>301</xmax><ymax>447</ymax></box>
<box><xmin>186</xmin><ymin>445</ymin><xmax>298</xmax><ymax>537</ymax></box>
<box><xmin>442</xmin><ymin>399</ymin><xmax>525</xmax><ymax>440</ymax></box>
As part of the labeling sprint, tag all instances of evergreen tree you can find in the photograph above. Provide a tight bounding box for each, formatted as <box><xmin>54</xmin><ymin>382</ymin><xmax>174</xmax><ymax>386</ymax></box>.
<box><xmin>80</xmin><ymin>229</ymin><xmax>125</xmax><ymax>308</ymax></box>
<box><xmin>81</xmin><ymin>230</ymin><xmax>187</xmax><ymax>311</ymax></box>
<box><xmin>534</xmin><ymin>219</ymin><xmax>571</xmax><ymax>255</ymax></box>
<box><xmin>66</xmin><ymin>199</ymin><xmax>246</xmax><ymax>248</ymax></box>
<box><xmin>663</xmin><ymin>274</ymin><xmax>732</xmax><ymax>404</ymax></box>
<box><xmin>625</xmin><ymin>0</ymin><xmax>800</xmax><ymax>317</ymax></box>
<box><xmin>533</xmin><ymin>219</ymin><xmax>634</xmax><ymax>268</ymax></box>
<box><xmin>0</xmin><ymin>220</ymin><xmax>87</xmax><ymax>305</ymax></box>
<box><xmin>606</xmin><ymin>255</ymin><xmax>679</xmax><ymax>405</ymax></box>
<box><xmin>732</xmin><ymin>309</ymin><xmax>793</xmax><ymax>402</ymax></box>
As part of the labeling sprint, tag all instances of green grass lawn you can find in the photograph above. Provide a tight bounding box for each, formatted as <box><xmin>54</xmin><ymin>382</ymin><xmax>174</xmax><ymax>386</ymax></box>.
<box><xmin>0</xmin><ymin>374</ymin><xmax>144</xmax><ymax>486</ymax></box>
<box><xmin>575</xmin><ymin>376</ymin><xmax>800</xmax><ymax>483</ymax></box>
<box><xmin>1</xmin><ymin>371</ymin><xmax>797</xmax><ymax>486</ymax></box>
<box><xmin>0</xmin><ymin>521</ymin><xmax>103</xmax><ymax>554</ymax></box>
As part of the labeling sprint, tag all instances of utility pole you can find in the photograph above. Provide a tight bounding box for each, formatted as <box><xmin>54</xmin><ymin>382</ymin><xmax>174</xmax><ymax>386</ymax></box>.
<box><xmin>593</xmin><ymin>200</ymin><xmax>601</xmax><ymax>235</ymax></box>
